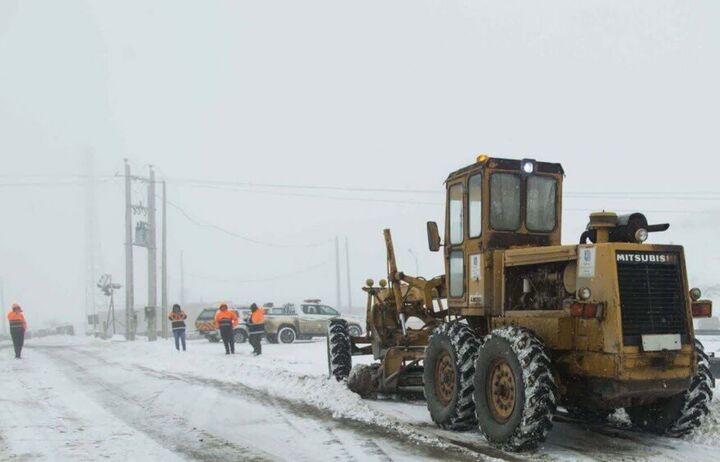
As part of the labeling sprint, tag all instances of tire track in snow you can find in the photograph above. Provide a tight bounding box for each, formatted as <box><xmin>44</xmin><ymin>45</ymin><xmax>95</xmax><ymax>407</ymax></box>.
<box><xmin>51</xmin><ymin>345</ymin><xmax>485</xmax><ymax>462</ymax></box>
<box><xmin>42</xmin><ymin>348</ymin><xmax>273</xmax><ymax>462</ymax></box>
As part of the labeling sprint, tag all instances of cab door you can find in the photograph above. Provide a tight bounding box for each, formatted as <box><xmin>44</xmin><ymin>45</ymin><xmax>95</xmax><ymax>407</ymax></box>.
<box><xmin>445</xmin><ymin>181</ymin><xmax>467</xmax><ymax>309</ymax></box>
<box><xmin>466</xmin><ymin>173</ymin><xmax>485</xmax><ymax>309</ymax></box>
<box><xmin>299</xmin><ymin>304</ymin><xmax>325</xmax><ymax>335</ymax></box>
<box><xmin>316</xmin><ymin>305</ymin><xmax>341</xmax><ymax>334</ymax></box>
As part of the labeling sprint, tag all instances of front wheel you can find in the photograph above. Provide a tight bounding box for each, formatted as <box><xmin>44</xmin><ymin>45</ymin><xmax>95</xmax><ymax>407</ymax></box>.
<box><xmin>327</xmin><ymin>319</ymin><xmax>352</xmax><ymax>381</ymax></box>
<box><xmin>473</xmin><ymin>327</ymin><xmax>557</xmax><ymax>452</ymax></box>
<box><xmin>625</xmin><ymin>339</ymin><xmax>714</xmax><ymax>437</ymax></box>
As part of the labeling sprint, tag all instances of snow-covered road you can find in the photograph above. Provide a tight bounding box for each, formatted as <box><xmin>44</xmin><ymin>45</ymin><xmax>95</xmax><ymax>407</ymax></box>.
<box><xmin>2</xmin><ymin>336</ymin><xmax>720</xmax><ymax>462</ymax></box>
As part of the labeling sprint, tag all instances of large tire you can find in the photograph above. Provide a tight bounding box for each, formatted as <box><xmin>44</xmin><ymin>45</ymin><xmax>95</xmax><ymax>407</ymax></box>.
<box><xmin>423</xmin><ymin>322</ymin><xmax>481</xmax><ymax>431</ymax></box>
<box><xmin>626</xmin><ymin>339</ymin><xmax>714</xmax><ymax>437</ymax></box>
<box><xmin>278</xmin><ymin>326</ymin><xmax>297</xmax><ymax>344</ymax></box>
<box><xmin>327</xmin><ymin>319</ymin><xmax>352</xmax><ymax>381</ymax></box>
<box><xmin>474</xmin><ymin>327</ymin><xmax>557</xmax><ymax>452</ymax></box>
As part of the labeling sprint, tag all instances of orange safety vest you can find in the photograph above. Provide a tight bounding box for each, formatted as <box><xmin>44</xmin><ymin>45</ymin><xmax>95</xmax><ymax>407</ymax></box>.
<box><xmin>168</xmin><ymin>311</ymin><xmax>187</xmax><ymax>330</ymax></box>
<box><xmin>7</xmin><ymin>311</ymin><xmax>27</xmax><ymax>331</ymax></box>
<box><xmin>250</xmin><ymin>309</ymin><xmax>265</xmax><ymax>325</ymax></box>
<box><xmin>215</xmin><ymin>309</ymin><xmax>238</xmax><ymax>329</ymax></box>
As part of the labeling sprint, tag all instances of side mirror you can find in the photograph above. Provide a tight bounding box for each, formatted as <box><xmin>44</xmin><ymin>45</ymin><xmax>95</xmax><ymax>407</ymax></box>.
<box><xmin>427</xmin><ymin>221</ymin><xmax>441</xmax><ymax>252</ymax></box>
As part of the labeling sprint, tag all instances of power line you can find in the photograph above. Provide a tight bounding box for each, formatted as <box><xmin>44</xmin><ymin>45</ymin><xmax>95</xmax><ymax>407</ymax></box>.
<box><xmin>171</xmin><ymin>182</ymin><xmax>443</xmax><ymax>206</ymax></box>
<box><xmin>168</xmin><ymin>178</ymin><xmax>441</xmax><ymax>195</ymax></box>
<box><xmin>186</xmin><ymin>260</ymin><xmax>330</xmax><ymax>284</ymax></box>
<box><xmin>165</xmin><ymin>198</ymin><xmax>333</xmax><ymax>248</ymax></box>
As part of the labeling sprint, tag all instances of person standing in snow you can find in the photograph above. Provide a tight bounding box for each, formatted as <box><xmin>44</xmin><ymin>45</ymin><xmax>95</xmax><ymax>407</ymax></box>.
<box><xmin>214</xmin><ymin>304</ymin><xmax>238</xmax><ymax>355</ymax></box>
<box><xmin>168</xmin><ymin>304</ymin><xmax>188</xmax><ymax>351</ymax></box>
<box><xmin>7</xmin><ymin>304</ymin><xmax>27</xmax><ymax>359</ymax></box>
<box><xmin>247</xmin><ymin>303</ymin><xmax>265</xmax><ymax>356</ymax></box>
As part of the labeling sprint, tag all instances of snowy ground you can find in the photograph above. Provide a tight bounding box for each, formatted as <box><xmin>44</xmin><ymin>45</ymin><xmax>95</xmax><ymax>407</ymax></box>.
<box><xmin>1</xmin><ymin>335</ymin><xmax>720</xmax><ymax>462</ymax></box>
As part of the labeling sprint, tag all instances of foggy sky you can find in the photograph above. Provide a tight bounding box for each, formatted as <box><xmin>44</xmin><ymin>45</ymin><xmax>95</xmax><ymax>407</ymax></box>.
<box><xmin>1</xmin><ymin>0</ymin><xmax>718</xmax><ymax>330</ymax></box>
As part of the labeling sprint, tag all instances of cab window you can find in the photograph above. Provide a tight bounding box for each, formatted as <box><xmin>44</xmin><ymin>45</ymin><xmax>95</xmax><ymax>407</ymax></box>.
<box><xmin>526</xmin><ymin>176</ymin><xmax>557</xmax><ymax>232</ymax></box>
<box><xmin>490</xmin><ymin>173</ymin><xmax>521</xmax><ymax>231</ymax></box>
<box><xmin>197</xmin><ymin>309</ymin><xmax>215</xmax><ymax>321</ymax></box>
<box><xmin>449</xmin><ymin>184</ymin><xmax>464</xmax><ymax>245</ymax></box>
<box><xmin>468</xmin><ymin>174</ymin><xmax>482</xmax><ymax>238</ymax></box>
<box><xmin>302</xmin><ymin>305</ymin><xmax>318</xmax><ymax>314</ymax></box>
<box><xmin>449</xmin><ymin>251</ymin><xmax>464</xmax><ymax>297</ymax></box>
<box><xmin>319</xmin><ymin>305</ymin><xmax>339</xmax><ymax>316</ymax></box>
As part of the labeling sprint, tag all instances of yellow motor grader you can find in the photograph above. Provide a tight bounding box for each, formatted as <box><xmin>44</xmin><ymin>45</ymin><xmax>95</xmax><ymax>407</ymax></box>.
<box><xmin>326</xmin><ymin>155</ymin><xmax>714</xmax><ymax>451</ymax></box>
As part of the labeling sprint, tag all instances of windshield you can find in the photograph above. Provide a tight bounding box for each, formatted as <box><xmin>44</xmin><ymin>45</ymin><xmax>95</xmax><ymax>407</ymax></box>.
<box><xmin>526</xmin><ymin>176</ymin><xmax>557</xmax><ymax>232</ymax></box>
<box><xmin>490</xmin><ymin>173</ymin><xmax>521</xmax><ymax>231</ymax></box>
<box><xmin>197</xmin><ymin>309</ymin><xmax>216</xmax><ymax>321</ymax></box>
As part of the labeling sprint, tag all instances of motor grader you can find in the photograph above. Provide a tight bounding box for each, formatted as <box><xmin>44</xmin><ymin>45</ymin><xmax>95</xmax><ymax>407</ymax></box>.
<box><xmin>326</xmin><ymin>155</ymin><xmax>714</xmax><ymax>451</ymax></box>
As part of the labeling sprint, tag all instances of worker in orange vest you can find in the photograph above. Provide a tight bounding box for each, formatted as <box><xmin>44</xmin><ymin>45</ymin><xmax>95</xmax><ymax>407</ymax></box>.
<box><xmin>7</xmin><ymin>304</ymin><xmax>28</xmax><ymax>359</ymax></box>
<box><xmin>248</xmin><ymin>303</ymin><xmax>265</xmax><ymax>356</ymax></box>
<box><xmin>168</xmin><ymin>304</ymin><xmax>188</xmax><ymax>351</ymax></box>
<box><xmin>214</xmin><ymin>304</ymin><xmax>238</xmax><ymax>355</ymax></box>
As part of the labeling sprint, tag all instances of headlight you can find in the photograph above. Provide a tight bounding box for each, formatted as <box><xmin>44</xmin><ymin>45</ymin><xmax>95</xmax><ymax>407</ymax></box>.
<box><xmin>578</xmin><ymin>287</ymin><xmax>592</xmax><ymax>301</ymax></box>
<box><xmin>690</xmin><ymin>288</ymin><xmax>702</xmax><ymax>301</ymax></box>
<box><xmin>634</xmin><ymin>228</ymin><xmax>649</xmax><ymax>243</ymax></box>
<box><xmin>522</xmin><ymin>161</ymin><xmax>535</xmax><ymax>174</ymax></box>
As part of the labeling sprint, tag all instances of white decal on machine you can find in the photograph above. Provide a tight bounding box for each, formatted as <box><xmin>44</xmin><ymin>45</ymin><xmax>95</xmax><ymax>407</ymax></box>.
<box><xmin>578</xmin><ymin>246</ymin><xmax>596</xmax><ymax>278</ymax></box>
<box><xmin>470</xmin><ymin>254</ymin><xmax>482</xmax><ymax>281</ymax></box>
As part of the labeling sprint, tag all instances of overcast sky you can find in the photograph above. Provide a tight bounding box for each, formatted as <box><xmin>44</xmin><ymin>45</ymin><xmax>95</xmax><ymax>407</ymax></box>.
<box><xmin>1</xmin><ymin>0</ymin><xmax>718</xmax><ymax>330</ymax></box>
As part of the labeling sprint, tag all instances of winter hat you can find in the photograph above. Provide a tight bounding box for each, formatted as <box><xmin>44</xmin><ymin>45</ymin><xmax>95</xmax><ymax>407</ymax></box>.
<box><xmin>219</xmin><ymin>304</ymin><xmax>228</xmax><ymax>310</ymax></box>
<box><xmin>11</xmin><ymin>303</ymin><xmax>21</xmax><ymax>311</ymax></box>
<box><xmin>250</xmin><ymin>303</ymin><xmax>258</xmax><ymax>311</ymax></box>
<box><xmin>172</xmin><ymin>304</ymin><xmax>181</xmax><ymax>312</ymax></box>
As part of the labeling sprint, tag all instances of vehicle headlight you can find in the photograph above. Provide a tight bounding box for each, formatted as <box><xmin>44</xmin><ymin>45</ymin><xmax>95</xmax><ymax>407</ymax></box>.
<box><xmin>634</xmin><ymin>228</ymin><xmax>649</xmax><ymax>243</ymax></box>
<box><xmin>522</xmin><ymin>161</ymin><xmax>535</xmax><ymax>174</ymax></box>
<box><xmin>578</xmin><ymin>287</ymin><xmax>592</xmax><ymax>301</ymax></box>
<box><xmin>690</xmin><ymin>288</ymin><xmax>702</xmax><ymax>301</ymax></box>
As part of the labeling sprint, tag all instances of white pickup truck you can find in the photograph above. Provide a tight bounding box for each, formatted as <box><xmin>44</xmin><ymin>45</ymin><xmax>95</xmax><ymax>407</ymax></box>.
<box><xmin>265</xmin><ymin>301</ymin><xmax>363</xmax><ymax>344</ymax></box>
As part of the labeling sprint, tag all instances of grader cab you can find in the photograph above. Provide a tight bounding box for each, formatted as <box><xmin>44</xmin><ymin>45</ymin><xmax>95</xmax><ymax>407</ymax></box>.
<box><xmin>326</xmin><ymin>155</ymin><xmax>714</xmax><ymax>451</ymax></box>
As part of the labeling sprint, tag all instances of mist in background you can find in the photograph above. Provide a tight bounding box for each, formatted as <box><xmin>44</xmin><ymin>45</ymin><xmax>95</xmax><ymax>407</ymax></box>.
<box><xmin>1</xmin><ymin>0</ymin><xmax>718</xmax><ymax>330</ymax></box>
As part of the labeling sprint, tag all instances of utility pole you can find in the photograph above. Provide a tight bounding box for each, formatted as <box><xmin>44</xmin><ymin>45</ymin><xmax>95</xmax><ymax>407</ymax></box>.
<box><xmin>147</xmin><ymin>166</ymin><xmax>158</xmax><ymax>341</ymax></box>
<box><xmin>180</xmin><ymin>251</ymin><xmax>185</xmax><ymax>306</ymax></box>
<box><xmin>84</xmin><ymin>152</ymin><xmax>101</xmax><ymax>336</ymax></box>
<box><xmin>345</xmin><ymin>237</ymin><xmax>352</xmax><ymax>314</ymax></box>
<box><xmin>335</xmin><ymin>236</ymin><xmax>341</xmax><ymax>310</ymax></box>
<box><xmin>161</xmin><ymin>180</ymin><xmax>168</xmax><ymax>339</ymax></box>
<box><xmin>124</xmin><ymin>159</ymin><xmax>135</xmax><ymax>341</ymax></box>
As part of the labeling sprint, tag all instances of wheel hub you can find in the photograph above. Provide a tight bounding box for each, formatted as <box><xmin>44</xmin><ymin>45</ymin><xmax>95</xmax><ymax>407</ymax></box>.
<box><xmin>487</xmin><ymin>359</ymin><xmax>516</xmax><ymax>423</ymax></box>
<box><xmin>281</xmin><ymin>329</ymin><xmax>294</xmax><ymax>343</ymax></box>
<box><xmin>435</xmin><ymin>351</ymin><xmax>456</xmax><ymax>405</ymax></box>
